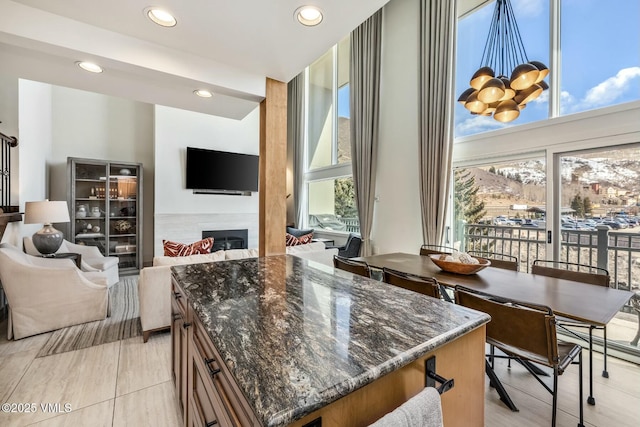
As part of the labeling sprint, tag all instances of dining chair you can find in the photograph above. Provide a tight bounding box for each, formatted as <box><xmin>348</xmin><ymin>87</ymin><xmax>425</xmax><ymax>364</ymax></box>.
<box><xmin>382</xmin><ymin>267</ymin><xmax>441</xmax><ymax>300</ymax></box>
<box><xmin>327</xmin><ymin>233</ymin><xmax>363</xmax><ymax>258</ymax></box>
<box><xmin>466</xmin><ymin>250</ymin><xmax>518</xmax><ymax>271</ymax></box>
<box><xmin>419</xmin><ymin>245</ymin><xmax>457</xmax><ymax>256</ymax></box>
<box><xmin>531</xmin><ymin>259</ymin><xmax>610</xmax><ymax>400</ymax></box>
<box><xmin>455</xmin><ymin>286</ymin><xmax>584</xmax><ymax>427</ymax></box>
<box><xmin>333</xmin><ymin>255</ymin><xmax>371</xmax><ymax>278</ymax></box>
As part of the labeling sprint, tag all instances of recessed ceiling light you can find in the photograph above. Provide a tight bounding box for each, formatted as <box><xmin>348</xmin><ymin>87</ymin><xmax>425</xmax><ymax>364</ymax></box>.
<box><xmin>76</xmin><ymin>61</ymin><xmax>103</xmax><ymax>73</ymax></box>
<box><xmin>194</xmin><ymin>89</ymin><xmax>213</xmax><ymax>98</ymax></box>
<box><xmin>295</xmin><ymin>6</ymin><xmax>323</xmax><ymax>26</ymax></box>
<box><xmin>145</xmin><ymin>7</ymin><xmax>177</xmax><ymax>27</ymax></box>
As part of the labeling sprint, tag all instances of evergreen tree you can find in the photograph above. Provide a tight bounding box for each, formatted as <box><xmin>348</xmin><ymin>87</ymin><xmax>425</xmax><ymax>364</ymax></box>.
<box><xmin>488</xmin><ymin>166</ymin><xmax>496</xmax><ymax>174</ymax></box>
<box><xmin>454</xmin><ymin>169</ymin><xmax>486</xmax><ymax>224</ymax></box>
<box><xmin>334</xmin><ymin>177</ymin><xmax>357</xmax><ymax>218</ymax></box>
<box><xmin>571</xmin><ymin>194</ymin><xmax>584</xmax><ymax>217</ymax></box>
<box><xmin>583</xmin><ymin>197</ymin><xmax>593</xmax><ymax>216</ymax></box>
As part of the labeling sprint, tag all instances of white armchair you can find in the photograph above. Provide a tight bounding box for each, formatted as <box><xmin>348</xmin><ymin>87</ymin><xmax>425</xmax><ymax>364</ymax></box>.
<box><xmin>0</xmin><ymin>243</ymin><xmax>110</xmax><ymax>340</ymax></box>
<box><xmin>23</xmin><ymin>236</ymin><xmax>119</xmax><ymax>286</ymax></box>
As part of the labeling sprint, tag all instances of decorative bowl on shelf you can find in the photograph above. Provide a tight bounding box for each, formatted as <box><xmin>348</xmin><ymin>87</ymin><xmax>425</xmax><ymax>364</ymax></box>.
<box><xmin>428</xmin><ymin>254</ymin><xmax>491</xmax><ymax>275</ymax></box>
<box><xmin>113</xmin><ymin>220</ymin><xmax>132</xmax><ymax>233</ymax></box>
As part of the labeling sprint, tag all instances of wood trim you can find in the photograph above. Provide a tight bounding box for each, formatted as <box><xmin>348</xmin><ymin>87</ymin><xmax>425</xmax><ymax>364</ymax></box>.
<box><xmin>259</xmin><ymin>78</ymin><xmax>287</xmax><ymax>257</ymax></box>
<box><xmin>289</xmin><ymin>325</ymin><xmax>486</xmax><ymax>427</ymax></box>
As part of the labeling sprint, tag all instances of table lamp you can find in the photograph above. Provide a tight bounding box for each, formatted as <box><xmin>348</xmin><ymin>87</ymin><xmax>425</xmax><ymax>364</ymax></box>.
<box><xmin>24</xmin><ymin>200</ymin><xmax>70</xmax><ymax>255</ymax></box>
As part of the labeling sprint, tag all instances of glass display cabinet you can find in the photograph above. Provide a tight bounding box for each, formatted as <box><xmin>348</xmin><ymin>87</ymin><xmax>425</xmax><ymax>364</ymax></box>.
<box><xmin>67</xmin><ymin>157</ymin><xmax>142</xmax><ymax>274</ymax></box>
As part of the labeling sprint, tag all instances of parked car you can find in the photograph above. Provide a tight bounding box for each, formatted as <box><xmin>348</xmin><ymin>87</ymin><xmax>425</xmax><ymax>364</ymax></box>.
<box><xmin>308</xmin><ymin>214</ymin><xmax>347</xmax><ymax>231</ymax></box>
<box><xmin>601</xmin><ymin>221</ymin><xmax>621</xmax><ymax>229</ymax></box>
<box><xmin>493</xmin><ymin>216</ymin><xmax>516</xmax><ymax>226</ymax></box>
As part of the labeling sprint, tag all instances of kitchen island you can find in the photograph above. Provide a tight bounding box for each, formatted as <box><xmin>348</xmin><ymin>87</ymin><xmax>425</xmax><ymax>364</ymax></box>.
<box><xmin>171</xmin><ymin>255</ymin><xmax>489</xmax><ymax>427</ymax></box>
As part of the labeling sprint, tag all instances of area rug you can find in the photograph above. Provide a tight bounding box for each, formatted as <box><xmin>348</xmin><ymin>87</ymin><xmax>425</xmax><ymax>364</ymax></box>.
<box><xmin>36</xmin><ymin>276</ymin><xmax>142</xmax><ymax>358</ymax></box>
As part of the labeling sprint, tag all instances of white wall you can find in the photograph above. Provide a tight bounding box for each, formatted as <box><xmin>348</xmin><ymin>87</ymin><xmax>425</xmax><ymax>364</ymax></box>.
<box><xmin>153</xmin><ymin>105</ymin><xmax>260</xmax><ymax>255</ymax></box>
<box><xmin>47</xmin><ymin>86</ymin><xmax>155</xmax><ymax>265</ymax></box>
<box><xmin>2</xmin><ymin>80</ymin><xmax>53</xmax><ymax>246</ymax></box>
<box><xmin>371</xmin><ymin>0</ymin><xmax>424</xmax><ymax>254</ymax></box>
<box><xmin>454</xmin><ymin>102</ymin><xmax>640</xmax><ymax>163</ymax></box>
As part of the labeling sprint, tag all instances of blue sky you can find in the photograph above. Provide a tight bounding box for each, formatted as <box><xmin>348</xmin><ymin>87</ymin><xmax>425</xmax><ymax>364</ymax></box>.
<box><xmin>455</xmin><ymin>0</ymin><xmax>640</xmax><ymax>137</ymax></box>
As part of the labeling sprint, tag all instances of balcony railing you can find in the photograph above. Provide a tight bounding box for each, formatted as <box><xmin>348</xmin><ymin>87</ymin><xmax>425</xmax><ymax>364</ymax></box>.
<box><xmin>340</xmin><ymin>217</ymin><xmax>360</xmax><ymax>234</ymax></box>
<box><xmin>463</xmin><ymin>224</ymin><xmax>640</xmax><ymax>295</ymax></box>
<box><xmin>462</xmin><ymin>224</ymin><xmax>640</xmax><ymax>352</ymax></box>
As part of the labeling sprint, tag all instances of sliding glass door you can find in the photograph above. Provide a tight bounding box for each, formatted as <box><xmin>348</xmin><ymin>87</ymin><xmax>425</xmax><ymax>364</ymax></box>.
<box><xmin>453</xmin><ymin>156</ymin><xmax>547</xmax><ymax>272</ymax></box>
<box><xmin>557</xmin><ymin>145</ymin><xmax>640</xmax><ymax>355</ymax></box>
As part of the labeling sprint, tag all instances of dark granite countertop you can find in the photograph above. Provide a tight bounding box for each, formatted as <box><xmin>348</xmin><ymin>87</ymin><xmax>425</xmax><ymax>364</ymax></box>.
<box><xmin>171</xmin><ymin>255</ymin><xmax>489</xmax><ymax>427</ymax></box>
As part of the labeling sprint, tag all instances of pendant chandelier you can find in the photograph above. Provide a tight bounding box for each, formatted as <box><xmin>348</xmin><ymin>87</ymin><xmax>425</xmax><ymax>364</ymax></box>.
<box><xmin>458</xmin><ymin>0</ymin><xmax>549</xmax><ymax>123</ymax></box>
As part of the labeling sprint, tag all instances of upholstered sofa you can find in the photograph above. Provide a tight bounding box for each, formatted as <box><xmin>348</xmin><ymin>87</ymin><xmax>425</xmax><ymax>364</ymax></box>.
<box><xmin>138</xmin><ymin>242</ymin><xmax>337</xmax><ymax>342</ymax></box>
<box><xmin>0</xmin><ymin>243</ymin><xmax>110</xmax><ymax>340</ymax></box>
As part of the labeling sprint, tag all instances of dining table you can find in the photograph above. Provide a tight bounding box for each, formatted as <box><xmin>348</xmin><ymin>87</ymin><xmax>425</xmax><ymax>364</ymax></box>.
<box><xmin>354</xmin><ymin>252</ymin><xmax>635</xmax><ymax>407</ymax></box>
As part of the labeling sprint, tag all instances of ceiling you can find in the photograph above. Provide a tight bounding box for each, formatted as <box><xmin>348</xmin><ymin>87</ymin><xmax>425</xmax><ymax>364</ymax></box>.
<box><xmin>0</xmin><ymin>0</ymin><xmax>390</xmax><ymax>119</ymax></box>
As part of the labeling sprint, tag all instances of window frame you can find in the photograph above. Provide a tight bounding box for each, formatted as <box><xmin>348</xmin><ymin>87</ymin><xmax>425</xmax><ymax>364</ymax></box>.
<box><xmin>301</xmin><ymin>37</ymin><xmax>356</xmax><ymax>234</ymax></box>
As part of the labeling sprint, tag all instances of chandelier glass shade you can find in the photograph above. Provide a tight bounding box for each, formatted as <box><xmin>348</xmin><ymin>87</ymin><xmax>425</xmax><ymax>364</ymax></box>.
<box><xmin>459</xmin><ymin>0</ymin><xmax>549</xmax><ymax>123</ymax></box>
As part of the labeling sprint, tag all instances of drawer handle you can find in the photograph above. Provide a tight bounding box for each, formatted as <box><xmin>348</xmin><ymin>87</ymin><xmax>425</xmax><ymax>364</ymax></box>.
<box><xmin>206</xmin><ymin>421</ymin><xmax>218</xmax><ymax>426</ymax></box>
<box><xmin>182</xmin><ymin>322</ymin><xmax>191</xmax><ymax>329</ymax></box>
<box><xmin>205</xmin><ymin>358</ymin><xmax>221</xmax><ymax>377</ymax></box>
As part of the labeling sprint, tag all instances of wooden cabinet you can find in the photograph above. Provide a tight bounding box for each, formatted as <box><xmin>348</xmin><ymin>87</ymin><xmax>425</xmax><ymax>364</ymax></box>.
<box><xmin>172</xmin><ymin>281</ymin><xmax>189</xmax><ymax>423</ymax></box>
<box><xmin>172</xmin><ymin>280</ymin><xmax>261</xmax><ymax>427</ymax></box>
<box><xmin>67</xmin><ymin>157</ymin><xmax>142</xmax><ymax>273</ymax></box>
<box><xmin>172</xmin><ymin>273</ymin><xmax>486</xmax><ymax>427</ymax></box>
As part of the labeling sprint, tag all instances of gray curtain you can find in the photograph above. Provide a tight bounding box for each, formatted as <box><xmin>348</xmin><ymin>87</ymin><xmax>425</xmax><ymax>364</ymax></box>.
<box><xmin>350</xmin><ymin>10</ymin><xmax>383</xmax><ymax>257</ymax></box>
<box><xmin>419</xmin><ymin>0</ymin><xmax>457</xmax><ymax>245</ymax></box>
<box><xmin>287</xmin><ymin>73</ymin><xmax>305</xmax><ymax>228</ymax></box>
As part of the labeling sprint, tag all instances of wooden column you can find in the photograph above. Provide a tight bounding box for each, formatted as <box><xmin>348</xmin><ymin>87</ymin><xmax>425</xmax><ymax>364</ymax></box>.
<box><xmin>259</xmin><ymin>78</ymin><xmax>287</xmax><ymax>256</ymax></box>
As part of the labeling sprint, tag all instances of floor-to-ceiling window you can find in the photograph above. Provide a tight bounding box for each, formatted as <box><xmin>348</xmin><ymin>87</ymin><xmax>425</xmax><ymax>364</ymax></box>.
<box><xmin>304</xmin><ymin>36</ymin><xmax>359</xmax><ymax>234</ymax></box>
<box><xmin>455</xmin><ymin>0</ymin><xmax>639</xmax><ymax>138</ymax></box>
<box><xmin>453</xmin><ymin>0</ymin><xmax>640</xmax><ymax>359</ymax></box>
<box><xmin>559</xmin><ymin>0</ymin><xmax>640</xmax><ymax>116</ymax></box>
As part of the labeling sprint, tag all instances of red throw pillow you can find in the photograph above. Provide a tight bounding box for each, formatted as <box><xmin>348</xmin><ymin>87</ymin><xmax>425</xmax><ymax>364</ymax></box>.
<box><xmin>163</xmin><ymin>237</ymin><xmax>214</xmax><ymax>257</ymax></box>
<box><xmin>285</xmin><ymin>232</ymin><xmax>313</xmax><ymax>246</ymax></box>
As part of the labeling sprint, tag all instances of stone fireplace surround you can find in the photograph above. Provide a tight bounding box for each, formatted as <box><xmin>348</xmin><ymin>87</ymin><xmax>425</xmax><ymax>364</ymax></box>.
<box><xmin>154</xmin><ymin>213</ymin><xmax>258</xmax><ymax>257</ymax></box>
<box><xmin>202</xmin><ymin>229</ymin><xmax>248</xmax><ymax>251</ymax></box>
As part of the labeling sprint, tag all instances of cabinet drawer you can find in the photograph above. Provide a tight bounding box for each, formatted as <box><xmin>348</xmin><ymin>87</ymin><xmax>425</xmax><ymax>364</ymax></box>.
<box><xmin>192</xmin><ymin>355</ymin><xmax>231</xmax><ymax>427</ymax></box>
<box><xmin>172</xmin><ymin>281</ymin><xmax>188</xmax><ymax>316</ymax></box>
<box><xmin>193</xmin><ymin>313</ymin><xmax>260</xmax><ymax>426</ymax></box>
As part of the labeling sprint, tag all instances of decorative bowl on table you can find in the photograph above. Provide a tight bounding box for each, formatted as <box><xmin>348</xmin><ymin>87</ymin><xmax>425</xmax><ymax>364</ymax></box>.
<box><xmin>428</xmin><ymin>254</ymin><xmax>491</xmax><ymax>275</ymax></box>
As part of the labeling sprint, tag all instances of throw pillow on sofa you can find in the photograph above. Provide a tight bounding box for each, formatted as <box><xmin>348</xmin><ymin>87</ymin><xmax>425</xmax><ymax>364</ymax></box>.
<box><xmin>163</xmin><ymin>237</ymin><xmax>214</xmax><ymax>257</ymax></box>
<box><xmin>286</xmin><ymin>232</ymin><xmax>313</xmax><ymax>246</ymax></box>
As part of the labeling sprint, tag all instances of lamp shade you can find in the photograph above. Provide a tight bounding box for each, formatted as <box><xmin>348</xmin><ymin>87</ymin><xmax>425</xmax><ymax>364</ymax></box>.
<box><xmin>464</xmin><ymin>91</ymin><xmax>487</xmax><ymax>114</ymax></box>
<box><xmin>494</xmin><ymin>100</ymin><xmax>520</xmax><ymax>123</ymax></box>
<box><xmin>457</xmin><ymin>87</ymin><xmax>475</xmax><ymax>104</ymax></box>
<box><xmin>478</xmin><ymin>77</ymin><xmax>506</xmax><ymax>103</ymax></box>
<box><xmin>470</xmin><ymin>66</ymin><xmax>495</xmax><ymax>90</ymax></box>
<box><xmin>24</xmin><ymin>200</ymin><xmax>70</xmax><ymax>225</ymax></box>
<box><xmin>529</xmin><ymin>61</ymin><xmax>549</xmax><ymax>83</ymax></box>
<box><xmin>510</xmin><ymin>63</ymin><xmax>539</xmax><ymax>90</ymax></box>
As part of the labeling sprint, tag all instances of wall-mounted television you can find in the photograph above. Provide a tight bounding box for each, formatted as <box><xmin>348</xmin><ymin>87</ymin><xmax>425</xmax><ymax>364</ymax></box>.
<box><xmin>186</xmin><ymin>147</ymin><xmax>259</xmax><ymax>195</ymax></box>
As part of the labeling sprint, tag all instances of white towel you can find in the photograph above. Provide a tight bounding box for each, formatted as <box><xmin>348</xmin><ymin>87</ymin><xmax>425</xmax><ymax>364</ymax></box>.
<box><xmin>368</xmin><ymin>387</ymin><xmax>444</xmax><ymax>427</ymax></box>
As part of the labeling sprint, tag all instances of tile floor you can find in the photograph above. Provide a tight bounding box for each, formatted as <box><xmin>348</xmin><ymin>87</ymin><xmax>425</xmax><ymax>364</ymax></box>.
<box><xmin>0</xmin><ymin>321</ymin><xmax>181</xmax><ymax>427</ymax></box>
<box><xmin>1</xmin><ymin>318</ymin><xmax>639</xmax><ymax>427</ymax></box>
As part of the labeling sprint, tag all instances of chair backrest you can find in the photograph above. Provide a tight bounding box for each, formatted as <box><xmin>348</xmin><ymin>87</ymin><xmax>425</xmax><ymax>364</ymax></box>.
<box><xmin>333</xmin><ymin>255</ymin><xmax>370</xmax><ymax>278</ymax></box>
<box><xmin>382</xmin><ymin>268</ymin><xmax>441</xmax><ymax>299</ymax></box>
<box><xmin>466</xmin><ymin>250</ymin><xmax>518</xmax><ymax>271</ymax></box>
<box><xmin>341</xmin><ymin>234</ymin><xmax>363</xmax><ymax>258</ymax></box>
<box><xmin>455</xmin><ymin>286</ymin><xmax>558</xmax><ymax>368</ymax></box>
<box><xmin>419</xmin><ymin>245</ymin><xmax>457</xmax><ymax>256</ymax></box>
<box><xmin>531</xmin><ymin>260</ymin><xmax>610</xmax><ymax>287</ymax></box>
